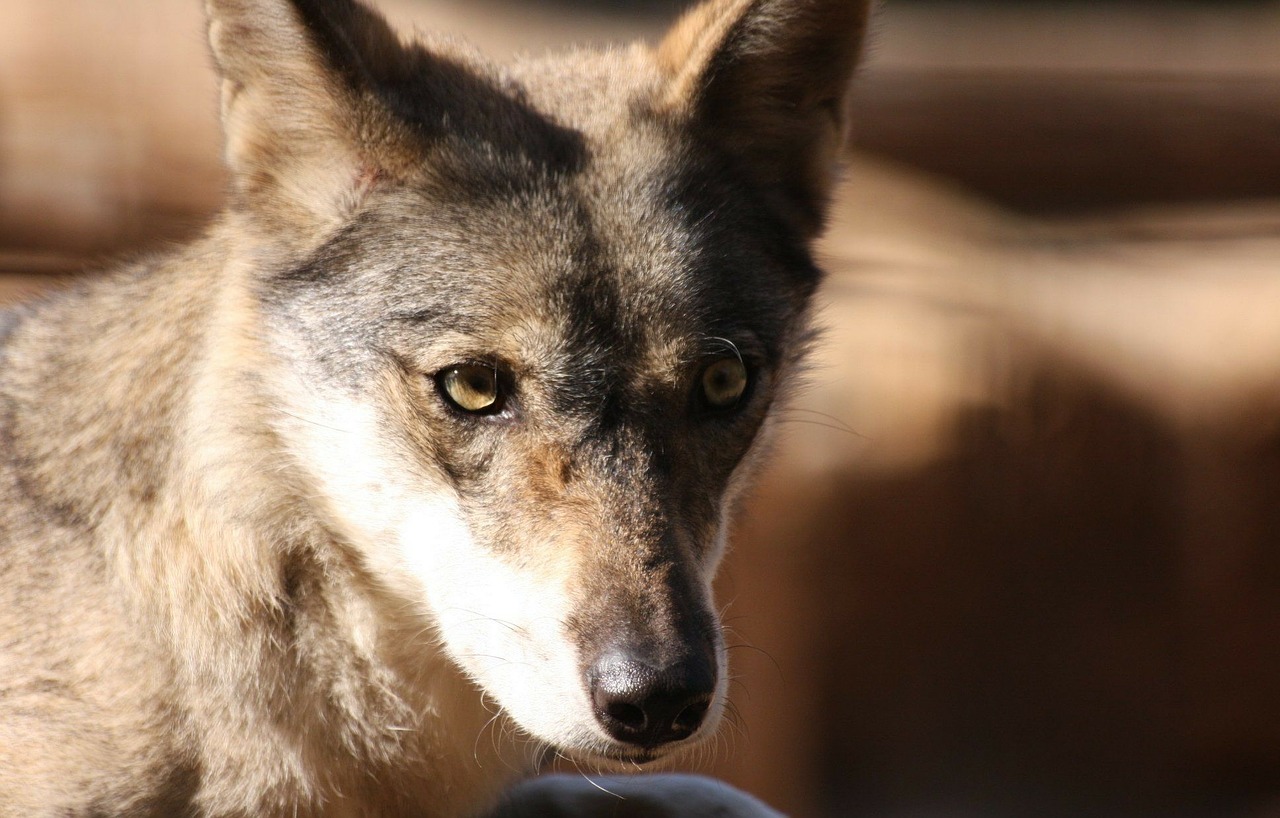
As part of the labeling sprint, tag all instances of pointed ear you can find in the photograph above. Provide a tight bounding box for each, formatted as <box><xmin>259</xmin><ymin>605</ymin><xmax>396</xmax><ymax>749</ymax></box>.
<box><xmin>205</xmin><ymin>0</ymin><xmax>416</xmax><ymax>237</ymax></box>
<box><xmin>657</xmin><ymin>0</ymin><xmax>873</xmax><ymax>237</ymax></box>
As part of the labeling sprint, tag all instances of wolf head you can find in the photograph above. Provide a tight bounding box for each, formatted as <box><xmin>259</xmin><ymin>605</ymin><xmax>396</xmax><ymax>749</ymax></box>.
<box><xmin>204</xmin><ymin>0</ymin><xmax>870</xmax><ymax>765</ymax></box>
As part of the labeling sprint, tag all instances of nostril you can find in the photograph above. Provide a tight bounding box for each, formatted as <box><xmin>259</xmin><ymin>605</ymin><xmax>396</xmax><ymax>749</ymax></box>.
<box><xmin>605</xmin><ymin>700</ymin><xmax>647</xmax><ymax>732</ymax></box>
<box><xmin>672</xmin><ymin>697</ymin><xmax>709</xmax><ymax>734</ymax></box>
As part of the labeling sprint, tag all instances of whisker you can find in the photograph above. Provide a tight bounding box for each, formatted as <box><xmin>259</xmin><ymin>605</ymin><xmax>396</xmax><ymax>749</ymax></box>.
<box><xmin>775</xmin><ymin>416</ymin><xmax>869</xmax><ymax>438</ymax></box>
<box><xmin>705</xmin><ymin>336</ymin><xmax>744</xmax><ymax>365</ymax></box>
<box><xmin>274</xmin><ymin>409</ymin><xmax>353</xmax><ymax>435</ymax></box>
<box><xmin>724</xmin><ymin>642</ymin><xmax>784</xmax><ymax>682</ymax></box>
<box><xmin>473</xmin><ymin>711</ymin><xmax>503</xmax><ymax>766</ymax></box>
<box><xmin>442</xmin><ymin>608</ymin><xmax>528</xmax><ymax>635</ymax></box>
<box><xmin>784</xmin><ymin>407</ymin><xmax>865</xmax><ymax>436</ymax></box>
<box><xmin>560</xmin><ymin>753</ymin><xmax>627</xmax><ymax>801</ymax></box>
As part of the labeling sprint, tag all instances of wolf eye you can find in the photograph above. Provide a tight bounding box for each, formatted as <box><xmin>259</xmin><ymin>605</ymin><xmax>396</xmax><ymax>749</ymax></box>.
<box><xmin>699</xmin><ymin>357</ymin><xmax>749</xmax><ymax>411</ymax></box>
<box><xmin>438</xmin><ymin>364</ymin><xmax>502</xmax><ymax>414</ymax></box>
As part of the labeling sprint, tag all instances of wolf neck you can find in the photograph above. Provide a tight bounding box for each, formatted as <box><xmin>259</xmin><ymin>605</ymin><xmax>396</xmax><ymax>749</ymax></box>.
<box><xmin>20</xmin><ymin>227</ymin><xmax>528</xmax><ymax>814</ymax></box>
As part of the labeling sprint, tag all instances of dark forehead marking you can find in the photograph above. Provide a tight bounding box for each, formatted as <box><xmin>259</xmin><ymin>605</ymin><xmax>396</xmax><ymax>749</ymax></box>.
<box><xmin>541</xmin><ymin>206</ymin><xmax>635</xmax><ymax>417</ymax></box>
<box><xmin>535</xmin><ymin>139</ymin><xmax>821</xmax><ymax>407</ymax></box>
<box><xmin>652</xmin><ymin>144</ymin><xmax>822</xmax><ymax>358</ymax></box>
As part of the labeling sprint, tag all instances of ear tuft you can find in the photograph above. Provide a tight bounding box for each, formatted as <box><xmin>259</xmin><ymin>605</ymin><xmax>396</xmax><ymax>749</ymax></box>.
<box><xmin>657</xmin><ymin>0</ymin><xmax>873</xmax><ymax>237</ymax></box>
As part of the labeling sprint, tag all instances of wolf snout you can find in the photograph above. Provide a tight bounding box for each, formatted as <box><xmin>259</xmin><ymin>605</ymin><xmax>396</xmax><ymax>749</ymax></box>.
<box><xmin>588</xmin><ymin>650</ymin><xmax>716</xmax><ymax>749</ymax></box>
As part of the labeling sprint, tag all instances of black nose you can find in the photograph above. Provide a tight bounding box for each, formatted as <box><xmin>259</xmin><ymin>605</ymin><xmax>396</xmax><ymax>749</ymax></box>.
<box><xmin>588</xmin><ymin>651</ymin><xmax>716</xmax><ymax>748</ymax></box>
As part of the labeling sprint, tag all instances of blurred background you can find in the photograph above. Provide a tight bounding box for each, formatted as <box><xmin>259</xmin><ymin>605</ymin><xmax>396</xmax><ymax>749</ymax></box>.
<box><xmin>3</xmin><ymin>1</ymin><xmax>1279</xmax><ymax>815</ymax></box>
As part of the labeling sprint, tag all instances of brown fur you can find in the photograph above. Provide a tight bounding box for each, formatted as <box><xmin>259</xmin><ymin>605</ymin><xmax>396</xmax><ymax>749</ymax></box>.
<box><xmin>0</xmin><ymin>0</ymin><xmax>871</xmax><ymax>815</ymax></box>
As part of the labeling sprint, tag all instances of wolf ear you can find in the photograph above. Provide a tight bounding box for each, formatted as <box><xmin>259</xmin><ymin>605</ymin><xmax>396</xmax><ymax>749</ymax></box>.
<box><xmin>657</xmin><ymin>0</ymin><xmax>873</xmax><ymax>237</ymax></box>
<box><xmin>206</xmin><ymin>0</ymin><xmax>416</xmax><ymax>237</ymax></box>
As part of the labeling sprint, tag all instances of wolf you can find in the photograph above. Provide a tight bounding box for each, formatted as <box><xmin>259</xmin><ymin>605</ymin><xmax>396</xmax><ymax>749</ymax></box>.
<box><xmin>0</xmin><ymin>0</ymin><xmax>870</xmax><ymax>814</ymax></box>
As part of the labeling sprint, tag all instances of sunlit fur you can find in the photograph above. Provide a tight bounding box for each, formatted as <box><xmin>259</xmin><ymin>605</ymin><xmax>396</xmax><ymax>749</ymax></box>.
<box><xmin>0</xmin><ymin>0</ymin><xmax>871</xmax><ymax>814</ymax></box>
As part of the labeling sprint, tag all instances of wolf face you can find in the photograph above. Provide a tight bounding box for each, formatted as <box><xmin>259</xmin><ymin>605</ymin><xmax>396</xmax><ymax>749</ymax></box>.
<box><xmin>208</xmin><ymin>0</ymin><xmax>870</xmax><ymax>766</ymax></box>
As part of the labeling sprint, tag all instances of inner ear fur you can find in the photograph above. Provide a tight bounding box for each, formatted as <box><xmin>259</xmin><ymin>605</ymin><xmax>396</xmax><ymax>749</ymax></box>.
<box><xmin>206</xmin><ymin>0</ymin><xmax>422</xmax><ymax>235</ymax></box>
<box><xmin>657</xmin><ymin>0</ymin><xmax>873</xmax><ymax>237</ymax></box>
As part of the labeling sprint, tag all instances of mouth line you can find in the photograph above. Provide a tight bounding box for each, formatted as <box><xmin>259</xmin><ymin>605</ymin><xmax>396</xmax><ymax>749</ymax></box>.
<box><xmin>600</xmin><ymin>749</ymin><xmax>660</xmax><ymax>765</ymax></box>
<box><xmin>545</xmin><ymin>744</ymin><xmax>671</xmax><ymax>769</ymax></box>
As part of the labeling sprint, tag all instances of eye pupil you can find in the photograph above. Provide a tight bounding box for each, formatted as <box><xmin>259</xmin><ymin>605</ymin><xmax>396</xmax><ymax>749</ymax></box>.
<box><xmin>440</xmin><ymin>365</ymin><xmax>500</xmax><ymax>413</ymax></box>
<box><xmin>701</xmin><ymin>358</ymin><xmax>748</xmax><ymax>410</ymax></box>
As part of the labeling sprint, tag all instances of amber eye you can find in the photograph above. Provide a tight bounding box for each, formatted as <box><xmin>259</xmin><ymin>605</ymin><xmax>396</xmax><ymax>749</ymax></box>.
<box><xmin>699</xmin><ymin>357</ymin><xmax>749</xmax><ymax>411</ymax></box>
<box><xmin>438</xmin><ymin>364</ymin><xmax>502</xmax><ymax>414</ymax></box>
